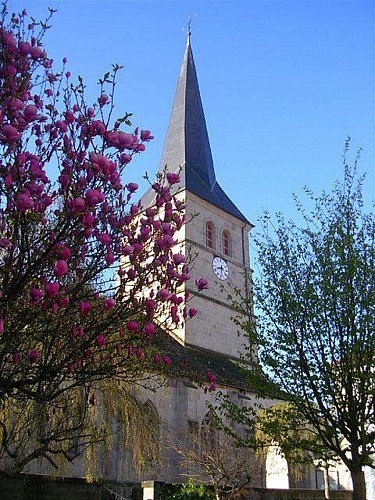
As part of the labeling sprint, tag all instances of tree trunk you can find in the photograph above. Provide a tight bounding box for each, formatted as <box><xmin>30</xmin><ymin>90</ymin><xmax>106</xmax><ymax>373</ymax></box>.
<box><xmin>351</xmin><ymin>468</ymin><xmax>367</xmax><ymax>500</ymax></box>
<box><xmin>324</xmin><ymin>465</ymin><xmax>330</xmax><ymax>500</ymax></box>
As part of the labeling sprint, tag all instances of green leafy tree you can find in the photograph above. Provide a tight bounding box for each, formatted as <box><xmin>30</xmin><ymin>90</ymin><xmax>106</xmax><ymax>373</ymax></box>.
<box><xmin>217</xmin><ymin>143</ymin><xmax>374</xmax><ymax>500</ymax></box>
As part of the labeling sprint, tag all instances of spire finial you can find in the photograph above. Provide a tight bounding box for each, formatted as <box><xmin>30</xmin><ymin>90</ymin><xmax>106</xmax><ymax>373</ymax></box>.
<box><xmin>187</xmin><ymin>15</ymin><xmax>191</xmax><ymax>45</ymax></box>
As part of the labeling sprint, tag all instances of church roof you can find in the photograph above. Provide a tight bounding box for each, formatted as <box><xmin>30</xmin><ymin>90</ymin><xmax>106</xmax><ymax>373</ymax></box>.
<box><xmin>145</xmin><ymin>36</ymin><xmax>250</xmax><ymax>225</ymax></box>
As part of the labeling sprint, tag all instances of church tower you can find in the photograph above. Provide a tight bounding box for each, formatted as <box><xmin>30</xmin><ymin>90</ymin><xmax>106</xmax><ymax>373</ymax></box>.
<box><xmin>145</xmin><ymin>33</ymin><xmax>253</xmax><ymax>360</ymax></box>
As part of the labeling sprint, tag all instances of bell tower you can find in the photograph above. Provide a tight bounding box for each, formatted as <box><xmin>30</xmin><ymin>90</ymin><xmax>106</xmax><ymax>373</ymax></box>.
<box><xmin>143</xmin><ymin>34</ymin><xmax>253</xmax><ymax>360</ymax></box>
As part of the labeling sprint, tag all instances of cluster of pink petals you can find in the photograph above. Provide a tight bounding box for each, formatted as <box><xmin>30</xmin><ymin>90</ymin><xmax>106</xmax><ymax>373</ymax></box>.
<box><xmin>0</xmin><ymin>13</ymin><xmax>207</xmax><ymax>392</ymax></box>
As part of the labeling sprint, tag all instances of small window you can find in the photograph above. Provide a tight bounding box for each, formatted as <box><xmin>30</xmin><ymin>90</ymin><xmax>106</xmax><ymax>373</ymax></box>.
<box><xmin>222</xmin><ymin>229</ymin><xmax>231</xmax><ymax>256</ymax></box>
<box><xmin>206</xmin><ymin>221</ymin><xmax>215</xmax><ymax>248</ymax></box>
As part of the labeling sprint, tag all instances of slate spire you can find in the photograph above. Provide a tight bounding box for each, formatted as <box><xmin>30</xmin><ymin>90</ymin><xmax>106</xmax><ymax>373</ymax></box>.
<box><xmin>157</xmin><ymin>34</ymin><xmax>249</xmax><ymax>224</ymax></box>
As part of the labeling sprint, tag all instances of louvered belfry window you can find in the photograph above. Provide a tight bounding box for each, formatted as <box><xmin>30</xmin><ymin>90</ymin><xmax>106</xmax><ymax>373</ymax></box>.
<box><xmin>206</xmin><ymin>221</ymin><xmax>214</xmax><ymax>248</ymax></box>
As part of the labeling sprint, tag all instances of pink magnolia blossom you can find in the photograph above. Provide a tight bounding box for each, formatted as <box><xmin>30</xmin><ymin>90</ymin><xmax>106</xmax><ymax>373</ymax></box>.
<box><xmin>105</xmin><ymin>252</ymin><xmax>115</xmax><ymax>265</ymax></box>
<box><xmin>2</xmin><ymin>124</ymin><xmax>21</xmax><ymax>143</ymax></box>
<box><xmin>0</xmin><ymin>238</ymin><xmax>11</xmax><ymax>248</ymax></box>
<box><xmin>44</xmin><ymin>282</ymin><xmax>59</xmax><ymax>299</ymax></box>
<box><xmin>158</xmin><ymin>289</ymin><xmax>170</xmax><ymax>302</ymax></box>
<box><xmin>136</xmin><ymin>346</ymin><xmax>143</xmax><ymax>359</ymax></box>
<box><xmin>12</xmin><ymin>352</ymin><xmax>20</xmax><ymax>363</ymax></box>
<box><xmin>30</xmin><ymin>287</ymin><xmax>44</xmax><ymax>303</ymax></box>
<box><xmin>144</xmin><ymin>323</ymin><xmax>155</xmax><ymax>336</ymax></box>
<box><xmin>188</xmin><ymin>308</ymin><xmax>198</xmax><ymax>318</ymax></box>
<box><xmin>57</xmin><ymin>245</ymin><xmax>71</xmax><ymax>261</ymax></box>
<box><xmin>79</xmin><ymin>301</ymin><xmax>91</xmax><ymax>315</ymax></box>
<box><xmin>140</xmin><ymin>130</ymin><xmax>154</xmax><ymax>142</ymax></box>
<box><xmin>104</xmin><ymin>297</ymin><xmax>116</xmax><ymax>310</ymax></box>
<box><xmin>195</xmin><ymin>277</ymin><xmax>209</xmax><ymax>291</ymax></box>
<box><xmin>127</xmin><ymin>320</ymin><xmax>138</xmax><ymax>332</ymax></box>
<box><xmin>24</xmin><ymin>104</ymin><xmax>38</xmax><ymax>121</ymax></box>
<box><xmin>163</xmin><ymin>355</ymin><xmax>172</xmax><ymax>366</ymax></box>
<box><xmin>86</xmin><ymin>189</ymin><xmax>105</xmax><ymax>207</ymax></box>
<box><xmin>127</xmin><ymin>182</ymin><xmax>138</xmax><ymax>193</ymax></box>
<box><xmin>28</xmin><ymin>349</ymin><xmax>39</xmax><ymax>363</ymax></box>
<box><xmin>166</xmin><ymin>172</ymin><xmax>180</xmax><ymax>185</ymax></box>
<box><xmin>173</xmin><ymin>254</ymin><xmax>185</xmax><ymax>265</ymax></box>
<box><xmin>16</xmin><ymin>191</ymin><xmax>34</xmax><ymax>212</ymax></box>
<box><xmin>54</xmin><ymin>259</ymin><xmax>69</xmax><ymax>278</ymax></box>
<box><xmin>154</xmin><ymin>354</ymin><xmax>161</xmax><ymax>364</ymax></box>
<box><xmin>96</xmin><ymin>334</ymin><xmax>106</xmax><ymax>347</ymax></box>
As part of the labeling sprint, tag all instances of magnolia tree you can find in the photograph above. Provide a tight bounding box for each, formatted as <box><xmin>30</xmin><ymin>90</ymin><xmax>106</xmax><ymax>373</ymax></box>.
<box><xmin>0</xmin><ymin>6</ymin><xmax>204</xmax><ymax>473</ymax></box>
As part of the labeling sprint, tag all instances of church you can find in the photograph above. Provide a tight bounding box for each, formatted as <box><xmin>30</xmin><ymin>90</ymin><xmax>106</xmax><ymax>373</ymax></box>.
<box><xmin>129</xmin><ymin>28</ymin><xmax>259</xmax><ymax>487</ymax></box>
<box><xmin>121</xmin><ymin>31</ymin><xmax>353</xmax><ymax>495</ymax></box>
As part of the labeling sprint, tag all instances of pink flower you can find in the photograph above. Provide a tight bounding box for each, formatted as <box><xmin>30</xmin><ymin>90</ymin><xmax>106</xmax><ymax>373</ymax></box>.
<box><xmin>117</xmin><ymin>132</ymin><xmax>134</xmax><ymax>150</ymax></box>
<box><xmin>105</xmin><ymin>252</ymin><xmax>115</xmax><ymax>265</ymax></box>
<box><xmin>0</xmin><ymin>238</ymin><xmax>11</xmax><ymax>248</ymax></box>
<box><xmin>54</xmin><ymin>259</ymin><xmax>68</xmax><ymax>278</ymax></box>
<box><xmin>140</xmin><ymin>130</ymin><xmax>154</xmax><ymax>142</ymax></box>
<box><xmin>127</xmin><ymin>182</ymin><xmax>138</xmax><ymax>193</ymax></box>
<box><xmin>158</xmin><ymin>289</ymin><xmax>170</xmax><ymax>302</ymax></box>
<box><xmin>57</xmin><ymin>245</ymin><xmax>71</xmax><ymax>260</ymax></box>
<box><xmin>136</xmin><ymin>346</ymin><xmax>143</xmax><ymax>359</ymax></box>
<box><xmin>79</xmin><ymin>300</ymin><xmax>91</xmax><ymax>315</ymax></box>
<box><xmin>163</xmin><ymin>355</ymin><xmax>172</xmax><ymax>366</ymax></box>
<box><xmin>84</xmin><ymin>348</ymin><xmax>91</xmax><ymax>359</ymax></box>
<box><xmin>154</xmin><ymin>354</ymin><xmax>161</xmax><ymax>364</ymax></box>
<box><xmin>188</xmin><ymin>308</ymin><xmax>198</xmax><ymax>318</ymax></box>
<box><xmin>122</xmin><ymin>245</ymin><xmax>134</xmax><ymax>256</ymax></box>
<box><xmin>0</xmin><ymin>318</ymin><xmax>3</xmax><ymax>335</ymax></box>
<box><xmin>127</xmin><ymin>268</ymin><xmax>136</xmax><ymax>280</ymax></box>
<box><xmin>28</xmin><ymin>349</ymin><xmax>39</xmax><ymax>363</ymax></box>
<box><xmin>195</xmin><ymin>277</ymin><xmax>209</xmax><ymax>291</ymax></box>
<box><xmin>24</xmin><ymin>104</ymin><xmax>38</xmax><ymax>122</ymax></box>
<box><xmin>70</xmin><ymin>197</ymin><xmax>85</xmax><ymax>213</ymax></box>
<box><xmin>12</xmin><ymin>352</ymin><xmax>20</xmax><ymax>363</ymax></box>
<box><xmin>45</xmin><ymin>282</ymin><xmax>59</xmax><ymax>299</ymax></box>
<box><xmin>104</xmin><ymin>298</ymin><xmax>116</xmax><ymax>310</ymax></box>
<box><xmin>98</xmin><ymin>94</ymin><xmax>109</xmax><ymax>106</ymax></box>
<box><xmin>206</xmin><ymin>370</ymin><xmax>216</xmax><ymax>383</ymax></box>
<box><xmin>2</xmin><ymin>124</ymin><xmax>21</xmax><ymax>143</ymax></box>
<box><xmin>144</xmin><ymin>323</ymin><xmax>155</xmax><ymax>336</ymax></box>
<box><xmin>96</xmin><ymin>334</ymin><xmax>106</xmax><ymax>347</ymax></box>
<box><xmin>167</xmin><ymin>172</ymin><xmax>180</xmax><ymax>185</ymax></box>
<box><xmin>128</xmin><ymin>343</ymin><xmax>134</xmax><ymax>356</ymax></box>
<box><xmin>30</xmin><ymin>287</ymin><xmax>44</xmax><ymax>303</ymax></box>
<box><xmin>127</xmin><ymin>320</ymin><xmax>138</xmax><ymax>332</ymax></box>
<box><xmin>16</xmin><ymin>191</ymin><xmax>34</xmax><ymax>212</ymax></box>
<box><xmin>130</xmin><ymin>205</ymin><xmax>139</xmax><ymax>216</ymax></box>
<box><xmin>86</xmin><ymin>189</ymin><xmax>105</xmax><ymax>207</ymax></box>
<box><xmin>173</xmin><ymin>254</ymin><xmax>185</xmax><ymax>265</ymax></box>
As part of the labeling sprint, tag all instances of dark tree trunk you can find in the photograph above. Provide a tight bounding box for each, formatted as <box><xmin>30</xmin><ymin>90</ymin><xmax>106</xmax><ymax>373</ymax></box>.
<box><xmin>351</xmin><ymin>468</ymin><xmax>367</xmax><ymax>500</ymax></box>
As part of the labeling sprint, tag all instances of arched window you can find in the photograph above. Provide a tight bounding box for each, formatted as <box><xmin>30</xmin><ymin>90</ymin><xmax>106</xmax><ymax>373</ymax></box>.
<box><xmin>222</xmin><ymin>229</ymin><xmax>231</xmax><ymax>256</ymax></box>
<box><xmin>205</xmin><ymin>220</ymin><xmax>215</xmax><ymax>248</ymax></box>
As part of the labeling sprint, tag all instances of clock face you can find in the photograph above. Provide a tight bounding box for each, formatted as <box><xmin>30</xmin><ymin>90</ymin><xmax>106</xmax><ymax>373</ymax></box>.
<box><xmin>212</xmin><ymin>256</ymin><xmax>229</xmax><ymax>281</ymax></box>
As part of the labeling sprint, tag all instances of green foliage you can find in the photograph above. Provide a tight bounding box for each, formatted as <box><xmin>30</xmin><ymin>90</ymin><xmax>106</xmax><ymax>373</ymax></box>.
<box><xmin>215</xmin><ymin>142</ymin><xmax>374</xmax><ymax>499</ymax></box>
<box><xmin>158</xmin><ymin>479</ymin><xmax>215</xmax><ymax>499</ymax></box>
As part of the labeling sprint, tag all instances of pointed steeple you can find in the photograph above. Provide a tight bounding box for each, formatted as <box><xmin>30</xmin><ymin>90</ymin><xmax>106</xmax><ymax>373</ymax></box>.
<box><xmin>152</xmin><ymin>34</ymin><xmax>249</xmax><ymax>224</ymax></box>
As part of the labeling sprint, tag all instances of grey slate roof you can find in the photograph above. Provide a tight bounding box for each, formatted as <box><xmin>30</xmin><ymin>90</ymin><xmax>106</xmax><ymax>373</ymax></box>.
<box><xmin>144</xmin><ymin>38</ymin><xmax>250</xmax><ymax>225</ymax></box>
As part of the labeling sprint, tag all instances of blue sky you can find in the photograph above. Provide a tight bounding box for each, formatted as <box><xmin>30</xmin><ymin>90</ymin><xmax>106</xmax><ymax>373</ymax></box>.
<box><xmin>9</xmin><ymin>0</ymin><xmax>375</xmax><ymax>236</ymax></box>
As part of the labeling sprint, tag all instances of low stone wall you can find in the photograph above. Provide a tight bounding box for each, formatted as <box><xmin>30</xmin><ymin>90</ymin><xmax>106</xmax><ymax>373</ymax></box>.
<box><xmin>0</xmin><ymin>474</ymin><xmax>136</xmax><ymax>500</ymax></box>
<box><xmin>0</xmin><ymin>475</ymin><xmax>354</xmax><ymax>500</ymax></box>
<box><xmin>251</xmin><ymin>489</ymin><xmax>353</xmax><ymax>500</ymax></box>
